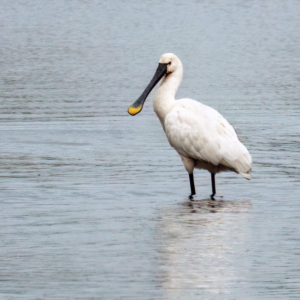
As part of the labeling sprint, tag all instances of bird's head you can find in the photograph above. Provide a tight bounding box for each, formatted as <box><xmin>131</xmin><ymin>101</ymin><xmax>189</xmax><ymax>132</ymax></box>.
<box><xmin>159</xmin><ymin>53</ymin><xmax>181</xmax><ymax>75</ymax></box>
<box><xmin>128</xmin><ymin>53</ymin><xmax>181</xmax><ymax>116</ymax></box>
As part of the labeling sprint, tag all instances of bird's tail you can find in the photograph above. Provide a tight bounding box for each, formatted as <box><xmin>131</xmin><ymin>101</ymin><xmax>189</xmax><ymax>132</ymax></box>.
<box><xmin>240</xmin><ymin>170</ymin><xmax>252</xmax><ymax>180</ymax></box>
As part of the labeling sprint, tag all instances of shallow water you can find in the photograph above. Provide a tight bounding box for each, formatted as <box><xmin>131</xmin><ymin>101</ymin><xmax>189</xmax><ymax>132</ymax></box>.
<box><xmin>1</xmin><ymin>0</ymin><xmax>300</xmax><ymax>299</ymax></box>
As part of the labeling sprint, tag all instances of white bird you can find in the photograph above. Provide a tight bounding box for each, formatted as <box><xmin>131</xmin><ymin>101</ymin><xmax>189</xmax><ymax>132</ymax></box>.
<box><xmin>128</xmin><ymin>53</ymin><xmax>252</xmax><ymax>200</ymax></box>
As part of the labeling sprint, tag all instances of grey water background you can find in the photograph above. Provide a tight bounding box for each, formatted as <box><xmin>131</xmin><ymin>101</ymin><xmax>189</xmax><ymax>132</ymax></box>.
<box><xmin>1</xmin><ymin>0</ymin><xmax>300</xmax><ymax>299</ymax></box>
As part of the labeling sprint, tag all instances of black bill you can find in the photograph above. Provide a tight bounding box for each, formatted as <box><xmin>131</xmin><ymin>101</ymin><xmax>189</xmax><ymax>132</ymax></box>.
<box><xmin>128</xmin><ymin>63</ymin><xmax>168</xmax><ymax>116</ymax></box>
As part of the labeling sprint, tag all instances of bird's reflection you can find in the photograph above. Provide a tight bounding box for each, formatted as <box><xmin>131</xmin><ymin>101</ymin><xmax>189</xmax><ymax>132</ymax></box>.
<box><xmin>186</xmin><ymin>198</ymin><xmax>251</xmax><ymax>214</ymax></box>
<box><xmin>156</xmin><ymin>198</ymin><xmax>251</xmax><ymax>298</ymax></box>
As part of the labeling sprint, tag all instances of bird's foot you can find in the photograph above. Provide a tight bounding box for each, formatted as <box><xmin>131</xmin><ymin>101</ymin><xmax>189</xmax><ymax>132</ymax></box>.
<box><xmin>210</xmin><ymin>194</ymin><xmax>216</xmax><ymax>200</ymax></box>
<box><xmin>189</xmin><ymin>194</ymin><xmax>195</xmax><ymax>201</ymax></box>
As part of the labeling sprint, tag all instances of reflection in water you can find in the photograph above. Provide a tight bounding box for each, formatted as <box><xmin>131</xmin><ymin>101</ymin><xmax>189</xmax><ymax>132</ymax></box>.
<box><xmin>1</xmin><ymin>0</ymin><xmax>300</xmax><ymax>298</ymax></box>
<box><xmin>187</xmin><ymin>199</ymin><xmax>251</xmax><ymax>214</ymax></box>
<box><xmin>157</xmin><ymin>200</ymin><xmax>251</xmax><ymax>298</ymax></box>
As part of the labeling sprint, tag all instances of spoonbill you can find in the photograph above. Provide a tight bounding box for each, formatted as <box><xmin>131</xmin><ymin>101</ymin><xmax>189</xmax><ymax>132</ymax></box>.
<box><xmin>128</xmin><ymin>53</ymin><xmax>252</xmax><ymax>200</ymax></box>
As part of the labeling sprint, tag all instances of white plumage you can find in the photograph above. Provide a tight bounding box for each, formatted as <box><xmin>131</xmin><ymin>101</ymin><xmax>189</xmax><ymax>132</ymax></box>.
<box><xmin>164</xmin><ymin>99</ymin><xmax>252</xmax><ymax>179</ymax></box>
<box><xmin>129</xmin><ymin>53</ymin><xmax>252</xmax><ymax>199</ymax></box>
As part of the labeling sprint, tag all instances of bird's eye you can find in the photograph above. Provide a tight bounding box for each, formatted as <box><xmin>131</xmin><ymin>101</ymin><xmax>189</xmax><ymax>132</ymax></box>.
<box><xmin>168</xmin><ymin>62</ymin><xmax>171</xmax><ymax>65</ymax></box>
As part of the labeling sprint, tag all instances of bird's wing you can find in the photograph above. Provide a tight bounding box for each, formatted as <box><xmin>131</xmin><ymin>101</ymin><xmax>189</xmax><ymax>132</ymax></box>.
<box><xmin>164</xmin><ymin>99</ymin><xmax>252</xmax><ymax>177</ymax></box>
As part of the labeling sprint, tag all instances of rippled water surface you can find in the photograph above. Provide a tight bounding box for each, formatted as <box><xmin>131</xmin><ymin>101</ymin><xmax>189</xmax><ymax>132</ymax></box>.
<box><xmin>1</xmin><ymin>0</ymin><xmax>300</xmax><ymax>299</ymax></box>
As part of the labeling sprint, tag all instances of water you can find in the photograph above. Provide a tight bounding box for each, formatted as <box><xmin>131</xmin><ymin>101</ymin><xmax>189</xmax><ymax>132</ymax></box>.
<box><xmin>1</xmin><ymin>0</ymin><xmax>300</xmax><ymax>299</ymax></box>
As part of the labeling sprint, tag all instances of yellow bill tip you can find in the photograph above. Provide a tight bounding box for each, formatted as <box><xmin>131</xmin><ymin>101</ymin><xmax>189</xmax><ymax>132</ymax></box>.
<box><xmin>128</xmin><ymin>105</ymin><xmax>142</xmax><ymax>116</ymax></box>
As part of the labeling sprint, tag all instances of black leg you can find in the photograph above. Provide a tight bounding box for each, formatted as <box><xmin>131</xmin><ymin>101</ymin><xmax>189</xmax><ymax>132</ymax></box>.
<box><xmin>211</xmin><ymin>173</ymin><xmax>216</xmax><ymax>200</ymax></box>
<box><xmin>189</xmin><ymin>173</ymin><xmax>196</xmax><ymax>200</ymax></box>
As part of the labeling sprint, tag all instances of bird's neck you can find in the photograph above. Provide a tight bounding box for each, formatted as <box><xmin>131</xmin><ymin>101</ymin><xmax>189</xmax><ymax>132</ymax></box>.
<box><xmin>153</xmin><ymin>69</ymin><xmax>182</xmax><ymax>125</ymax></box>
